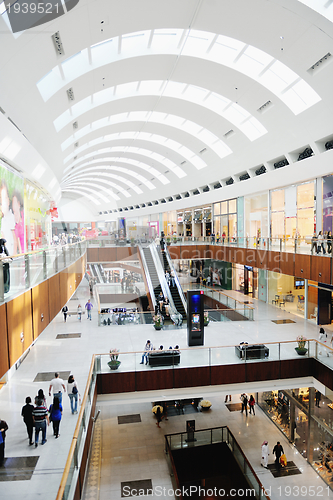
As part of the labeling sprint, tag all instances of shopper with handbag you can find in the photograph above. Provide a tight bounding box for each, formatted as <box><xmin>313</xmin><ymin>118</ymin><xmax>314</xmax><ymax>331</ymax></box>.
<box><xmin>48</xmin><ymin>397</ymin><xmax>63</xmax><ymax>438</ymax></box>
<box><xmin>67</xmin><ymin>374</ymin><xmax>79</xmax><ymax>414</ymax></box>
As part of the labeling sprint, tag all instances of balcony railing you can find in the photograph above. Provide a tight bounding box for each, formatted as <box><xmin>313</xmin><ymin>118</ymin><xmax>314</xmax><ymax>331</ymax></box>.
<box><xmin>0</xmin><ymin>240</ymin><xmax>87</xmax><ymax>303</ymax></box>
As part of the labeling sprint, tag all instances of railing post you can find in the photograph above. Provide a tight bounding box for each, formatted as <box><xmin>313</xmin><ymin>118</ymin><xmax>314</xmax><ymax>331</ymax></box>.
<box><xmin>43</xmin><ymin>251</ymin><xmax>47</xmax><ymax>280</ymax></box>
<box><xmin>279</xmin><ymin>238</ymin><xmax>282</xmax><ymax>252</ymax></box>
<box><xmin>0</xmin><ymin>263</ymin><xmax>4</xmax><ymax>303</ymax></box>
<box><xmin>55</xmin><ymin>248</ymin><xmax>58</xmax><ymax>274</ymax></box>
<box><xmin>63</xmin><ymin>247</ymin><xmax>66</xmax><ymax>268</ymax></box>
<box><xmin>25</xmin><ymin>254</ymin><xmax>30</xmax><ymax>289</ymax></box>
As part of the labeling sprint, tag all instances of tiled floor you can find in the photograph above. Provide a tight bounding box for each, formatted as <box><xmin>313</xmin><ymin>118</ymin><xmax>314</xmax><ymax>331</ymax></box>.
<box><xmin>0</xmin><ymin>276</ymin><xmax>331</xmax><ymax>500</ymax></box>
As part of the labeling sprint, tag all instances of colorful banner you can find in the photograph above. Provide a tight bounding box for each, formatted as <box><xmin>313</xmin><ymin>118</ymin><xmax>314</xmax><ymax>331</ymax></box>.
<box><xmin>0</xmin><ymin>162</ymin><xmax>25</xmax><ymax>255</ymax></box>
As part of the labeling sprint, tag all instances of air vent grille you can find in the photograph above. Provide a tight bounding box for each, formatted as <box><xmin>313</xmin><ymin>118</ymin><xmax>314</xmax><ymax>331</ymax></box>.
<box><xmin>52</xmin><ymin>31</ymin><xmax>65</xmax><ymax>56</ymax></box>
<box><xmin>297</xmin><ymin>148</ymin><xmax>313</xmax><ymax>161</ymax></box>
<box><xmin>168</xmin><ymin>197</ymin><xmax>173</xmax><ymax>202</ymax></box>
<box><xmin>0</xmin><ymin>106</ymin><xmax>5</xmax><ymax>115</ymax></box>
<box><xmin>309</xmin><ymin>52</ymin><xmax>331</xmax><ymax>73</ymax></box>
<box><xmin>74</xmin><ymin>142</ymin><xmax>79</xmax><ymax>148</ymax></box>
<box><xmin>184</xmin><ymin>192</ymin><xmax>189</xmax><ymax>198</ymax></box>
<box><xmin>154</xmin><ymin>200</ymin><xmax>159</xmax><ymax>205</ymax></box>
<box><xmin>199</xmin><ymin>148</ymin><xmax>207</xmax><ymax>154</ymax></box>
<box><xmin>255</xmin><ymin>165</ymin><xmax>266</xmax><ymax>176</ymax></box>
<box><xmin>202</xmin><ymin>186</ymin><xmax>210</xmax><ymax>192</ymax></box>
<box><xmin>257</xmin><ymin>100</ymin><xmax>272</xmax><ymax>113</ymax></box>
<box><xmin>67</xmin><ymin>88</ymin><xmax>75</xmax><ymax>101</ymax></box>
<box><xmin>274</xmin><ymin>158</ymin><xmax>289</xmax><ymax>169</ymax></box>
<box><xmin>224</xmin><ymin>130</ymin><xmax>234</xmax><ymax>138</ymax></box>
<box><xmin>180</xmin><ymin>161</ymin><xmax>186</xmax><ymax>165</ymax></box>
<box><xmin>148</xmin><ymin>202</ymin><xmax>152</xmax><ymax>206</ymax></box>
<box><xmin>239</xmin><ymin>173</ymin><xmax>250</xmax><ymax>181</ymax></box>
<box><xmin>325</xmin><ymin>140</ymin><xmax>333</xmax><ymax>151</ymax></box>
<box><xmin>160</xmin><ymin>199</ymin><xmax>166</xmax><ymax>203</ymax></box>
<box><xmin>213</xmin><ymin>182</ymin><xmax>222</xmax><ymax>189</ymax></box>
<box><xmin>73</xmin><ymin>121</ymin><xmax>78</xmax><ymax>129</ymax></box>
<box><xmin>135</xmin><ymin>205</ymin><xmax>140</xmax><ymax>209</ymax></box>
<box><xmin>226</xmin><ymin>178</ymin><xmax>234</xmax><ymax>186</ymax></box>
<box><xmin>175</xmin><ymin>194</ymin><xmax>181</xmax><ymax>200</ymax></box>
<box><xmin>193</xmin><ymin>189</ymin><xmax>200</xmax><ymax>195</ymax></box>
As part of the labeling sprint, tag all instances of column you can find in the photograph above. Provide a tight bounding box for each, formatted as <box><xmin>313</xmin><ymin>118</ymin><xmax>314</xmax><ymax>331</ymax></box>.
<box><xmin>307</xmin><ymin>387</ymin><xmax>315</xmax><ymax>463</ymax></box>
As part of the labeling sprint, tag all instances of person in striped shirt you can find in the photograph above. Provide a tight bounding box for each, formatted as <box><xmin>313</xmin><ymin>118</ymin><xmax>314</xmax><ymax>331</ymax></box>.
<box><xmin>32</xmin><ymin>400</ymin><xmax>49</xmax><ymax>448</ymax></box>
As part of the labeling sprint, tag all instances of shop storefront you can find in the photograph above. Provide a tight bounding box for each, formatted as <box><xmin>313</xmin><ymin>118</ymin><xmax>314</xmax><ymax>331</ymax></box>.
<box><xmin>213</xmin><ymin>198</ymin><xmax>237</xmax><ymax>241</ymax></box>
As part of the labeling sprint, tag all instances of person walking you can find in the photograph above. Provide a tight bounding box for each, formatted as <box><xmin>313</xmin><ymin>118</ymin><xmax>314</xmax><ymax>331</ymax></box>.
<box><xmin>0</xmin><ymin>417</ymin><xmax>8</xmax><ymax>465</ymax></box>
<box><xmin>272</xmin><ymin>441</ymin><xmax>284</xmax><ymax>469</ymax></box>
<box><xmin>261</xmin><ymin>441</ymin><xmax>269</xmax><ymax>468</ymax></box>
<box><xmin>224</xmin><ymin>395</ymin><xmax>231</xmax><ymax>403</ymax></box>
<box><xmin>35</xmin><ymin>388</ymin><xmax>47</xmax><ymax>407</ymax></box>
<box><xmin>249</xmin><ymin>395</ymin><xmax>256</xmax><ymax>415</ymax></box>
<box><xmin>155</xmin><ymin>406</ymin><xmax>162</xmax><ymax>428</ymax></box>
<box><xmin>77</xmin><ymin>304</ymin><xmax>82</xmax><ymax>321</ymax></box>
<box><xmin>240</xmin><ymin>393</ymin><xmax>248</xmax><ymax>416</ymax></box>
<box><xmin>62</xmin><ymin>304</ymin><xmax>69</xmax><ymax>322</ymax></box>
<box><xmin>32</xmin><ymin>399</ymin><xmax>49</xmax><ymax>447</ymax></box>
<box><xmin>318</xmin><ymin>327</ymin><xmax>328</xmax><ymax>356</ymax></box>
<box><xmin>315</xmin><ymin>390</ymin><xmax>322</xmax><ymax>408</ymax></box>
<box><xmin>85</xmin><ymin>299</ymin><xmax>93</xmax><ymax>320</ymax></box>
<box><xmin>0</xmin><ymin>238</ymin><xmax>11</xmax><ymax>293</ymax></box>
<box><xmin>21</xmin><ymin>396</ymin><xmax>34</xmax><ymax>445</ymax></box>
<box><xmin>48</xmin><ymin>397</ymin><xmax>63</xmax><ymax>438</ymax></box>
<box><xmin>140</xmin><ymin>340</ymin><xmax>152</xmax><ymax>365</ymax></box>
<box><xmin>49</xmin><ymin>372</ymin><xmax>66</xmax><ymax>406</ymax></box>
<box><xmin>317</xmin><ymin>231</ymin><xmax>326</xmax><ymax>254</ymax></box>
<box><xmin>67</xmin><ymin>374</ymin><xmax>79</xmax><ymax>414</ymax></box>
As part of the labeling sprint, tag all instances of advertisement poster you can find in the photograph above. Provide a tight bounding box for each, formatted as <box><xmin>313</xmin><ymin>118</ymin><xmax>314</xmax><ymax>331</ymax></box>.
<box><xmin>0</xmin><ymin>162</ymin><xmax>25</xmax><ymax>255</ymax></box>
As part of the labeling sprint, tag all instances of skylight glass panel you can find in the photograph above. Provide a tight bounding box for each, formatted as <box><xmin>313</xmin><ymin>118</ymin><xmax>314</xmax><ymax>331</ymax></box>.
<box><xmin>209</xmin><ymin>35</ymin><xmax>245</xmax><ymax>63</ymax></box>
<box><xmin>121</xmin><ymin>32</ymin><xmax>148</xmax><ymax>55</ymax></box>
<box><xmin>70</xmin><ymin>182</ymin><xmax>119</xmax><ymax>201</ymax></box>
<box><xmin>211</xmin><ymin>141</ymin><xmax>232</xmax><ymax>158</ymax></box>
<box><xmin>115</xmin><ymin>81</ymin><xmax>139</xmax><ymax>97</ymax></box>
<box><xmin>63</xmin><ymin>189</ymin><xmax>100</xmax><ymax>205</ymax></box>
<box><xmin>183</xmin><ymin>31</ymin><xmax>216</xmax><ymax>57</ymax></box>
<box><xmin>239</xmin><ymin>45</ymin><xmax>273</xmax><ymax>77</ymax></box>
<box><xmin>61</xmin><ymin>50</ymin><xmax>90</xmax><ymax>81</ymax></box>
<box><xmin>162</xmin><ymin>114</ymin><xmax>185</xmax><ymax>128</ymax></box>
<box><xmin>66</xmin><ymin>184</ymin><xmax>109</xmax><ymax>202</ymax></box>
<box><xmin>190</xmin><ymin>156</ymin><xmax>206</xmax><ymax>170</ymax></box>
<box><xmin>54</xmin><ymin>110</ymin><xmax>71</xmax><ymax>133</ymax></box>
<box><xmin>299</xmin><ymin>1</ymin><xmax>333</xmax><ymax>23</ymax></box>
<box><xmin>239</xmin><ymin>118</ymin><xmax>267</xmax><ymax>141</ymax></box>
<box><xmin>93</xmin><ymin>87</ymin><xmax>114</xmax><ymax>106</ymax></box>
<box><xmin>183</xmin><ymin>85</ymin><xmax>208</xmax><ymax>102</ymax></box>
<box><xmin>204</xmin><ymin>93</ymin><xmax>230</xmax><ymax>112</ymax></box>
<box><xmin>72</xmin><ymin>96</ymin><xmax>93</xmax><ymax>119</ymax></box>
<box><xmin>223</xmin><ymin>103</ymin><xmax>250</xmax><ymax>125</ymax></box>
<box><xmin>173</xmin><ymin>167</ymin><xmax>187</xmax><ymax>178</ymax></box>
<box><xmin>37</xmin><ymin>67</ymin><xmax>63</xmax><ymax>102</ymax></box>
<box><xmin>138</xmin><ymin>80</ymin><xmax>163</xmax><ymax>94</ymax></box>
<box><xmin>91</xmin><ymin>38</ymin><xmax>117</xmax><ymax>66</ymax></box>
<box><xmin>65</xmin><ymin>173</ymin><xmax>130</xmax><ymax>197</ymax></box>
<box><xmin>197</xmin><ymin>129</ymin><xmax>217</xmax><ymax>144</ymax></box>
<box><xmin>164</xmin><ymin>81</ymin><xmax>187</xmax><ymax>97</ymax></box>
<box><xmin>283</xmin><ymin>79</ymin><xmax>321</xmax><ymax>115</ymax></box>
<box><xmin>93</xmin><ymin>117</ymin><xmax>110</xmax><ymax>129</ymax></box>
<box><xmin>151</xmin><ymin>29</ymin><xmax>181</xmax><ymax>51</ymax></box>
<box><xmin>129</xmin><ymin>111</ymin><xmax>150</xmax><ymax>121</ymax></box>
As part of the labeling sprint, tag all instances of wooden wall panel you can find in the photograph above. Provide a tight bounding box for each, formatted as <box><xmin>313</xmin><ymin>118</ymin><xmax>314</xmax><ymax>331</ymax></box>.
<box><xmin>214</xmin><ymin>245</ymin><xmax>226</xmax><ymax>262</ymax></box>
<box><xmin>32</xmin><ymin>280</ymin><xmax>50</xmax><ymax>338</ymax></box>
<box><xmin>294</xmin><ymin>254</ymin><xmax>311</xmax><ymax>280</ymax></box>
<box><xmin>116</xmin><ymin>247</ymin><xmax>137</xmax><ymax>261</ymax></box>
<box><xmin>0</xmin><ymin>304</ymin><xmax>9</xmax><ymax>379</ymax></box>
<box><xmin>211</xmin><ymin>364</ymin><xmax>246</xmax><ymax>385</ymax></box>
<box><xmin>228</xmin><ymin>248</ymin><xmax>246</xmax><ymax>266</ymax></box>
<box><xmin>266</xmin><ymin>251</ymin><xmax>280</xmax><ymax>273</ymax></box>
<box><xmin>178</xmin><ymin>245</ymin><xmax>195</xmax><ymax>261</ymax></box>
<box><xmin>245</xmin><ymin>248</ymin><xmax>256</xmax><ymax>266</ymax></box>
<box><xmin>87</xmin><ymin>248</ymin><xmax>99</xmax><ymax>262</ymax></box>
<box><xmin>174</xmin><ymin>366</ymin><xmax>210</xmax><ymax>388</ymax></box>
<box><xmin>60</xmin><ymin>270</ymin><xmax>70</xmax><ymax>303</ymax></box>
<box><xmin>98</xmin><ymin>247</ymin><xmax>117</xmax><ymax>262</ymax></box>
<box><xmin>256</xmin><ymin>249</ymin><xmax>268</xmax><ymax>269</ymax></box>
<box><xmin>136</xmin><ymin>369</ymin><xmax>174</xmax><ymax>391</ymax></box>
<box><xmin>279</xmin><ymin>252</ymin><xmax>295</xmax><ymax>277</ymax></box>
<box><xmin>6</xmin><ymin>291</ymin><xmax>33</xmax><ymax>367</ymax></box>
<box><xmin>169</xmin><ymin>246</ymin><xmax>180</xmax><ymax>260</ymax></box>
<box><xmin>98</xmin><ymin>372</ymin><xmax>136</xmax><ymax>394</ymax></box>
<box><xmin>246</xmin><ymin>360</ymin><xmax>281</xmax><ymax>383</ymax></box>
<box><xmin>48</xmin><ymin>274</ymin><xmax>61</xmax><ymax>321</ymax></box>
<box><xmin>311</xmin><ymin>255</ymin><xmax>331</xmax><ymax>284</ymax></box>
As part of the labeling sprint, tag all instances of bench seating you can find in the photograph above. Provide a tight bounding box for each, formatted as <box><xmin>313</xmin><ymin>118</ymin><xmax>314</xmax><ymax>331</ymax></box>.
<box><xmin>148</xmin><ymin>350</ymin><xmax>180</xmax><ymax>367</ymax></box>
<box><xmin>235</xmin><ymin>344</ymin><xmax>269</xmax><ymax>360</ymax></box>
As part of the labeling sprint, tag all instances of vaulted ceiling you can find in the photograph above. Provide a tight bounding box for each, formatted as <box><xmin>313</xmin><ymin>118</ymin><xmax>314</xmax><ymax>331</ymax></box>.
<box><xmin>1</xmin><ymin>0</ymin><xmax>333</xmax><ymax>220</ymax></box>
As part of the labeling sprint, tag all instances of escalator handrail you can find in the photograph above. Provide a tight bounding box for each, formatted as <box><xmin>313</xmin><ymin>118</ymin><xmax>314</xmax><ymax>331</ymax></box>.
<box><xmin>139</xmin><ymin>245</ymin><xmax>157</xmax><ymax>311</ymax></box>
<box><xmin>164</xmin><ymin>246</ymin><xmax>187</xmax><ymax>315</ymax></box>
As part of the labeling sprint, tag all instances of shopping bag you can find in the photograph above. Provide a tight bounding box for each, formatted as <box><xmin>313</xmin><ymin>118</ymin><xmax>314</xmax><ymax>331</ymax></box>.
<box><xmin>280</xmin><ymin>454</ymin><xmax>287</xmax><ymax>467</ymax></box>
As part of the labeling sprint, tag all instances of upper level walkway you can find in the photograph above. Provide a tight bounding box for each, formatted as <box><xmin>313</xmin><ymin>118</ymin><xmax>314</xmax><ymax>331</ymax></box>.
<box><xmin>0</xmin><ymin>280</ymin><xmax>331</xmax><ymax>500</ymax></box>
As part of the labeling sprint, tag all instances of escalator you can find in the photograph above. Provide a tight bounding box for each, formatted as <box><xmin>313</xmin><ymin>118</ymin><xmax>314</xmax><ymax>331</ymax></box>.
<box><xmin>142</xmin><ymin>247</ymin><xmax>163</xmax><ymax>309</ymax></box>
<box><xmin>159</xmin><ymin>249</ymin><xmax>187</xmax><ymax>321</ymax></box>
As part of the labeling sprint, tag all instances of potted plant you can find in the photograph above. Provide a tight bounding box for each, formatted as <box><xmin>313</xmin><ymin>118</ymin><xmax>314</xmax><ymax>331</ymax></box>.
<box><xmin>295</xmin><ymin>335</ymin><xmax>308</xmax><ymax>355</ymax></box>
<box><xmin>166</xmin><ymin>237</ymin><xmax>171</xmax><ymax>246</ymax></box>
<box><xmin>204</xmin><ymin>311</ymin><xmax>209</xmax><ymax>326</ymax></box>
<box><xmin>108</xmin><ymin>348</ymin><xmax>121</xmax><ymax>370</ymax></box>
<box><xmin>199</xmin><ymin>400</ymin><xmax>212</xmax><ymax>411</ymax></box>
<box><xmin>153</xmin><ymin>314</ymin><xmax>163</xmax><ymax>330</ymax></box>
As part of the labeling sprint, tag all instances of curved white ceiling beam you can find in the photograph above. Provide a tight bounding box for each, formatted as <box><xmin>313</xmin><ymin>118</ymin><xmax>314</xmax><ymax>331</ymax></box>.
<box><xmin>63</xmin><ymin>169</ymin><xmax>156</xmax><ymax>191</ymax></box>
<box><xmin>64</xmin><ymin>147</ymin><xmax>185</xmax><ymax>178</ymax></box>
<box><xmin>63</xmin><ymin>172</ymin><xmax>136</xmax><ymax>197</ymax></box>
<box><xmin>63</xmin><ymin>131</ymin><xmax>207</xmax><ymax>171</ymax></box>
<box><xmin>61</xmin><ymin>188</ymin><xmax>101</xmax><ymax>206</ymax></box>
<box><xmin>60</xmin><ymin>111</ymin><xmax>235</xmax><ymax>159</ymax></box>
<box><xmin>63</xmin><ymin>175</ymin><xmax>132</xmax><ymax>198</ymax></box>
<box><xmin>298</xmin><ymin>1</ymin><xmax>333</xmax><ymax>22</ymax></box>
<box><xmin>61</xmin><ymin>180</ymin><xmax>121</xmax><ymax>201</ymax></box>
<box><xmin>63</xmin><ymin>158</ymin><xmax>169</xmax><ymax>186</ymax></box>
<box><xmin>39</xmin><ymin>28</ymin><xmax>320</xmax><ymax>115</ymax></box>
<box><xmin>63</xmin><ymin>184</ymin><xmax>111</xmax><ymax>203</ymax></box>
<box><xmin>54</xmin><ymin>80</ymin><xmax>266</xmax><ymax>142</ymax></box>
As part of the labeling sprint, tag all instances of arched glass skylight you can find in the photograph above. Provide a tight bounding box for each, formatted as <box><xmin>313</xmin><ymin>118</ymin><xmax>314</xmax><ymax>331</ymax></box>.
<box><xmin>63</xmin><ymin>131</ymin><xmax>206</xmax><ymax>170</ymax></box>
<box><xmin>60</xmin><ymin>111</ymin><xmax>234</xmax><ymax>158</ymax></box>
<box><xmin>61</xmin><ymin>187</ymin><xmax>101</xmax><ymax>205</ymax></box>
<box><xmin>39</xmin><ymin>28</ymin><xmax>321</xmax><ymax>115</ymax></box>
<box><xmin>54</xmin><ymin>80</ymin><xmax>265</xmax><ymax>142</ymax></box>
<box><xmin>64</xmin><ymin>158</ymin><xmax>169</xmax><ymax>185</ymax></box>
<box><xmin>63</xmin><ymin>167</ymin><xmax>156</xmax><ymax>191</ymax></box>
<box><xmin>63</xmin><ymin>175</ymin><xmax>132</xmax><ymax>198</ymax></box>
<box><xmin>62</xmin><ymin>181</ymin><xmax>120</xmax><ymax>201</ymax></box>
<box><xmin>64</xmin><ymin>147</ymin><xmax>186</xmax><ymax>178</ymax></box>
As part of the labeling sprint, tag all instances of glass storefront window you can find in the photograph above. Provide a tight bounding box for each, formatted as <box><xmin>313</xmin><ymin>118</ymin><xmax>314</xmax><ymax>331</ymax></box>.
<box><xmin>271</xmin><ymin>190</ymin><xmax>285</xmax><ymax>212</ymax></box>
<box><xmin>297</xmin><ymin>207</ymin><xmax>314</xmax><ymax>238</ymax></box>
<box><xmin>229</xmin><ymin>199</ymin><xmax>237</xmax><ymax>213</ymax></box>
<box><xmin>213</xmin><ymin>202</ymin><xmax>221</xmax><ymax>215</ymax></box>
<box><xmin>271</xmin><ymin>212</ymin><xmax>284</xmax><ymax>239</ymax></box>
<box><xmin>297</xmin><ymin>182</ymin><xmax>314</xmax><ymax>209</ymax></box>
<box><xmin>221</xmin><ymin>201</ymin><xmax>228</xmax><ymax>214</ymax></box>
<box><xmin>228</xmin><ymin>213</ymin><xmax>237</xmax><ymax>240</ymax></box>
<box><xmin>258</xmin><ymin>390</ymin><xmax>290</xmax><ymax>439</ymax></box>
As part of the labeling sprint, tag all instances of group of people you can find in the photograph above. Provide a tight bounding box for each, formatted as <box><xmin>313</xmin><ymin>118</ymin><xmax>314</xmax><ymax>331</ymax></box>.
<box><xmin>140</xmin><ymin>340</ymin><xmax>180</xmax><ymax>364</ymax></box>
<box><xmin>240</xmin><ymin>393</ymin><xmax>256</xmax><ymax>416</ymax></box>
<box><xmin>156</xmin><ymin>291</ymin><xmax>169</xmax><ymax>317</ymax></box>
<box><xmin>261</xmin><ymin>440</ymin><xmax>286</xmax><ymax>470</ymax></box>
<box><xmin>311</xmin><ymin>231</ymin><xmax>332</xmax><ymax>255</ymax></box>
<box><xmin>62</xmin><ymin>299</ymin><xmax>93</xmax><ymax>322</ymax></box>
<box><xmin>19</xmin><ymin>373</ymin><xmax>80</xmax><ymax>450</ymax></box>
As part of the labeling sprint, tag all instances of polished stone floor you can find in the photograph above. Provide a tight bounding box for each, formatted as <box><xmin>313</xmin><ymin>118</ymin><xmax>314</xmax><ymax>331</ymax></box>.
<box><xmin>0</xmin><ymin>276</ymin><xmax>331</xmax><ymax>500</ymax></box>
